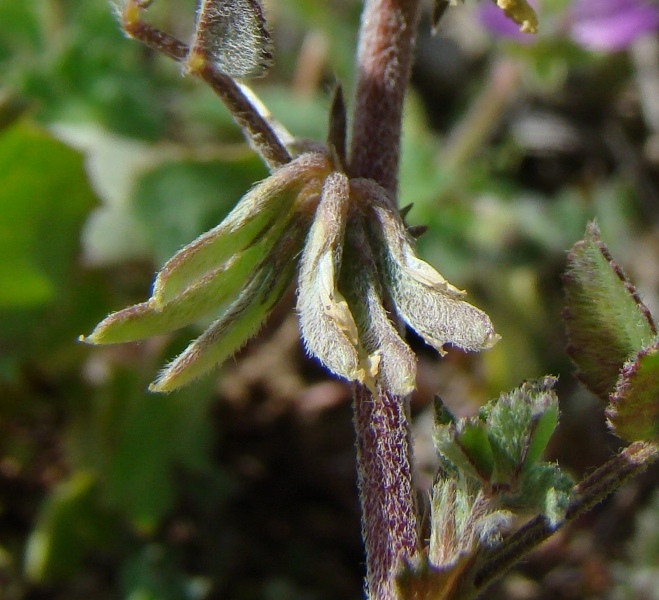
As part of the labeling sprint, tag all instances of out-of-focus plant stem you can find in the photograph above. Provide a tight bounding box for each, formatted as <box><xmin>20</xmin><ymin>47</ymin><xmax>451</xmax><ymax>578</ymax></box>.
<box><xmin>440</xmin><ymin>58</ymin><xmax>523</xmax><ymax>176</ymax></box>
<box><xmin>349</xmin><ymin>1</ymin><xmax>422</xmax><ymax>598</ymax></box>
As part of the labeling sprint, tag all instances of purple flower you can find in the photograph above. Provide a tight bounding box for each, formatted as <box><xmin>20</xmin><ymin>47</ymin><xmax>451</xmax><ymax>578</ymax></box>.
<box><xmin>478</xmin><ymin>1</ymin><xmax>540</xmax><ymax>44</ymax></box>
<box><xmin>478</xmin><ymin>0</ymin><xmax>659</xmax><ymax>52</ymax></box>
<box><xmin>568</xmin><ymin>0</ymin><xmax>659</xmax><ymax>52</ymax></box>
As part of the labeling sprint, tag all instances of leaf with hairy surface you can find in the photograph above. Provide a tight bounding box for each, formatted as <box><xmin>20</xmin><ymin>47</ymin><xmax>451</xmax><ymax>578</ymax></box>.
<box><xmin>563</xmin><ymin>221</ymin><xmax>656</xmax><ymax>401</ymax></box>
<box><xmin>608</xmin><ymin>341</ymin><xmax>659</xmax><ymax>442</ymax></box>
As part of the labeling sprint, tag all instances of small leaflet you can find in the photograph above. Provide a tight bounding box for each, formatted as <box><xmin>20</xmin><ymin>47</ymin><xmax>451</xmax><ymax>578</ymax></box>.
<box><xmin>193</xmin><ymin>0</ymin><xmax>273</xmax><ymax>78</ymax></box>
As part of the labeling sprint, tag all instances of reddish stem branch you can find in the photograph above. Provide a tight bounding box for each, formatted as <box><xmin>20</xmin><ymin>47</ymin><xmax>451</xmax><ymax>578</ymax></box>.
<box><xmin>349</xmin><ymin>0</ymin><xmax>422</xmax><ymax>196</ymax></box>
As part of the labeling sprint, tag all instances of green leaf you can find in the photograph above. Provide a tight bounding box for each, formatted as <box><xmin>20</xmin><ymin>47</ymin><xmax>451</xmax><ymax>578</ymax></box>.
<box><xmin>131</xmin><ymin>155</ymin><xmax>268</xmax><ymax>267</ymax></box>
<box><xmin>479</xmin><ymin>377</ymin><xmax>555</xmax><ymax>482</ymax></box>
<box><xmin>433</xmin><ymin>416</ymin><xmax>495</xmax><ymax>484</ymax></box>
<box><xmin>0</xmin><ymin>122</ymin><xmax>96</xmax><ymax>310</ymax></box>
<box><xmin>457</xmin><ymin>421</ymin><xmax>496</xmax><ymax>482</ymax></box>
<box><xmin>0</xmin><ymin>1</ymin><xmax>42</xmax><ymax>61</ymax></box>
<box><xmin>523</xmin><ymin>405</ymin><xmax>559</xmax><ymax>472</ymax></box>
<box><xmin>73</xmin><ymin>370</ymin><xmax>220</xmax><ymax>530</ymax></box>
<box><xmin>0</xmin><ymin>259</ymin><xmax>53</xmax><ymax>308</ymax></box>
<box><xmin>65</xmin><ymin>363</ymin><xmax>229</xmax><ymax>534</ymax></box>
<box><xmin>607</xmin><ymin>341</ymin><xmax>659</xmax><ymax>442</ymax></box>
<box><xmin>120</xmin><ymin>545</ymin><xmax>209</xmax><ymax>600</ymax></box>
<box><xmin>24</xmin><ymin>473</ymin><xmax>118</xmax><ymax>583</ymax></box>
<box><xmin>434</xmin><ymin>376</ymin><xmax>566</xmax><ymax>520</ymax></box>
<box><xmin>519</xmin><ymin>462</ymin><xmax>573</xmax><ymax>529</ymax></box>
<box><xmin>563</xmin><ymin>221</ymin><xmax>656</xmax><ymax>401</ymax></box>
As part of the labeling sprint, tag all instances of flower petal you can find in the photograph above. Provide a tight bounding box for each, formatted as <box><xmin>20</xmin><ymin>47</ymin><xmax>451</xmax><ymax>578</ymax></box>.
<box><xmin>341</xmin><ymin>221</ymin><xmax>417</xmax><ymax>396</ymax></box>
<box><xmin>569</xmin><ymin>0</ymin><xmax>659</xmax><ymax>52</ymax></box>
<box><xmin>297</xmin><ymin>172</ymin><xmax>364</xmax><ymax>383</ymax></box>
<box><xmin>354</xmin><ymin>178</ymin><xmax>499</xmax><ymax>354</ymax></box>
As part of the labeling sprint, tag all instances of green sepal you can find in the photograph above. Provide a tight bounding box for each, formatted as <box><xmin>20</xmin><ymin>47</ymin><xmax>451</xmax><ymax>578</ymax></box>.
<box><xmin>563</xmin><ymin>221</ymin><xmax>656</xmax><ymax>401</ymax></box>
<box><xmin>150</xmin><ymin>212</ymin><xmax>310</xmax><ymax>392</ymax></box>
<box><xmin>297</xmin><ymin>172</ymin><xmax>364</xmax><ymax>385</ymax></box>
<box><xmin>433</xmin><ymin>395</ymin><xmax>456</xmax><ymax>427</ymax></box>
<box><xmin>327</xmin><ymin>84</ymin><xmax>347</xmax><ymax>168</ymax></box>
<box><xmin>355</xmin><ymin>178</ymin><xmax>499</xmax><ymax>355</ymax></box>
<box><xmin>607</xmin><ymin>341</ymin><xmax>659</xmax><ymax>442</ymax></box>
<box><xmin>154</xmin><ymin>152</ymin><xmax>329</xmax><ymax>304</ymax></box>
<box><xmin>150</xmin><ymin>270</ymin><xmax>290</xmax><ymax>392</ymax></box>
<box><xmin>82</xmin><ymin>234</ymin><xmax>273</xmax><ymax>345</ymax></box>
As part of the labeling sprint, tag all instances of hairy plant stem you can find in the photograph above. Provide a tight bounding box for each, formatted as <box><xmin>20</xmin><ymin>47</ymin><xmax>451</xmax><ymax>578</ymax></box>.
<box><xmin>472</xmin><ymin>441</ymin><xmax>659</xmax><ymax>596</ymax></box>
<box><xmin>349</xmin><ymin>1</ymin><xmax>422</xmax><ymax>598</ymax></box>
<box><xmin>353</xmin><ymin>385</ymin><xmax>419</xmax><ymax>600</ymax></box>
<box><xmin>349</xmin><ymin>0</ymin><xmax>422</xmax><ymax>196</ymax></box>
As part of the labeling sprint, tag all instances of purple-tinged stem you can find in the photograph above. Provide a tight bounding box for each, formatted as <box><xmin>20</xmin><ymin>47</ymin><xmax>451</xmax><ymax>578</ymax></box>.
<box><xmin>349</xmin><ymin>0</ymin><xmax>422</xmax><ymax>196</ymax></box>
<box><xmin>353</xmin><ymin>384</ymin><xmax>418</xmax><ymax>600</ymax></box>
<box><xmin>349</xmin><ymin>1</ymin><xmax>422</xmax><ymax>598</ymax></box>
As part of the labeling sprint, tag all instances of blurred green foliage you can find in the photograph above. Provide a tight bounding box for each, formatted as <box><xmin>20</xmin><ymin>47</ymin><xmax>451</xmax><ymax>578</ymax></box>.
<box><xmin>0</xmin><ymin>0</ymin><xmax>657</xmax><ymax>598</ymax></box>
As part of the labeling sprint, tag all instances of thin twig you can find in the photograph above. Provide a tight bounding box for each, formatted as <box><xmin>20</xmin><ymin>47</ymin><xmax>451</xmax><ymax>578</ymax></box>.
<box><xmin>122</xmin><ymin>4</ymin><xmax>290</xmax><ymax>170</ymax></box>
<box><xmin>191</xmin><ymin>61</ymin><xmax>291</xmax><ymax>169</ymax></box>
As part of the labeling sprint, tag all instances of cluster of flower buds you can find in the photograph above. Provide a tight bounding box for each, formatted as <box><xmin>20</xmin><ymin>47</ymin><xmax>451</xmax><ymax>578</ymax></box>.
<box><xmin>83</xmin><ymin>0</ymin><xmax>499</xmax><ymax>394</ymax></box>
<box><xmin>83</xmin><ymin>140</ymin><xmax>498</xmax><ymax>393</ymax></box>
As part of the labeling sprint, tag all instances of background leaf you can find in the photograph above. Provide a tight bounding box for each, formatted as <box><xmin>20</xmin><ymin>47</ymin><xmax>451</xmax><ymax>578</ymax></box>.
<box><xmin>132</xmin><ymin>156</ymin><xmax>267</xmax><ymax>265</ymax></box>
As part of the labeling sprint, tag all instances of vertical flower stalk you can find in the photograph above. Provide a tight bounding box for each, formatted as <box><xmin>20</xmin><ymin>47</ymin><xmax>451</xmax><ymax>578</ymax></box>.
<box><xmin>349</xmin><ymin>0</ymin><xmax>422</xmax><ymax>598</ymax></box>
<box><xmin>350</xmin><ymin>0</ymin><xmax>422</xmax><ymax>195</ymax></box>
